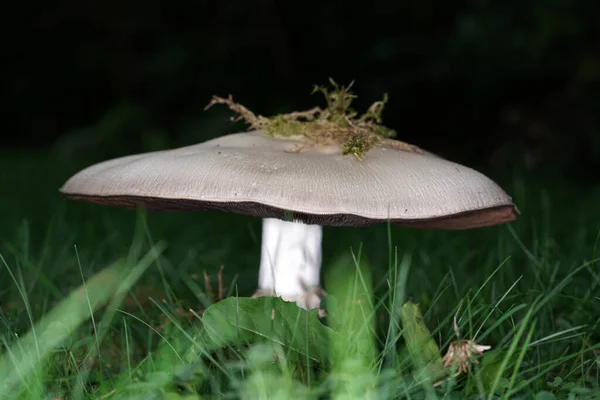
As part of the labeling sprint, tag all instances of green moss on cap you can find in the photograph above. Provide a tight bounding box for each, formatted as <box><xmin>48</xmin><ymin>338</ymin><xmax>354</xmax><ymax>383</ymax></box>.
<box><xmin>206</xmin><ymin>79</ymin><xmax>422</xmax><ymax>159</ymax></box>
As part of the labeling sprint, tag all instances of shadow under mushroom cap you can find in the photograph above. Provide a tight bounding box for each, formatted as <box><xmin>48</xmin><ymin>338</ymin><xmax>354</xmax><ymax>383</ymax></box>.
<box><xmin>60</xmin><ymin>130</ymin><xmax>519</xmax><ymax>229</ymax></box>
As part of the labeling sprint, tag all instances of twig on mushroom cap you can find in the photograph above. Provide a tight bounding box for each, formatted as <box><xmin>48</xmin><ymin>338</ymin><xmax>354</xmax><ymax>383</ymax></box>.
<box><xmin>205</xmin><ymin>78</ymin><xmax>424</xmax><ymax>159</ymax></box>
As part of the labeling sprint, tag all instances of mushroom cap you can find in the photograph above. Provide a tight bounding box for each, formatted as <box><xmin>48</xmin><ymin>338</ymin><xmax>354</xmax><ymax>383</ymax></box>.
<box><xmin>60</xmin><ymin>130</ymin><xmax>519</xmax><ymax>229</ymax></box>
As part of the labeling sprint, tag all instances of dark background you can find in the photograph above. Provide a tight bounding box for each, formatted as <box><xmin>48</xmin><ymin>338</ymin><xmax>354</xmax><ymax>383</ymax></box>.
<box><xmin>3</xmin><ymin>0</ymin><xmax>599</xmax><ymax>180</ymax></box>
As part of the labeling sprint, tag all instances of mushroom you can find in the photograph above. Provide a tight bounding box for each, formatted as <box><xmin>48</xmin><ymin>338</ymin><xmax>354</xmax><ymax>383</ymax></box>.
<box><xmin>60</xmin><ymin>82</ymin><xmax>518</xmax><ymax>311</ymax></box>
<box><xmin>59</xmin><ymin>130</ymin><xmax>519</xmax><ymax>310</ymax></box>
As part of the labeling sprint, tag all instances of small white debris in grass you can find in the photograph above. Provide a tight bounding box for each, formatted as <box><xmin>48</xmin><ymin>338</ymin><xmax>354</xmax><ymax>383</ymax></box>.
<box><xmin>442</xmin><ymin>300</ymin><xmax>492</xmax><ymax>374</ymax></box>
<box><xmin>442</xmin><ymin>339</ymin><xmax>492</xmax><ymax>374</ymax></box>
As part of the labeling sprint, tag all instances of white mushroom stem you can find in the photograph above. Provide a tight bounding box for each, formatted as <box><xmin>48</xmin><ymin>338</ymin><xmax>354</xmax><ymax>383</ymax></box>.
<box><xmin>255</xmin><ymin>218</ymin><xmax>324</xmax><ymax>310</ymax></box>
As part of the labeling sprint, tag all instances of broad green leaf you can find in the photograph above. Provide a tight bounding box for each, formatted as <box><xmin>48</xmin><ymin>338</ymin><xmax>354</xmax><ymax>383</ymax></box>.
<box><xmin>199</xmin><ymin>296</ymin><xmax>332</xmax><ymax>364</ymax></box>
